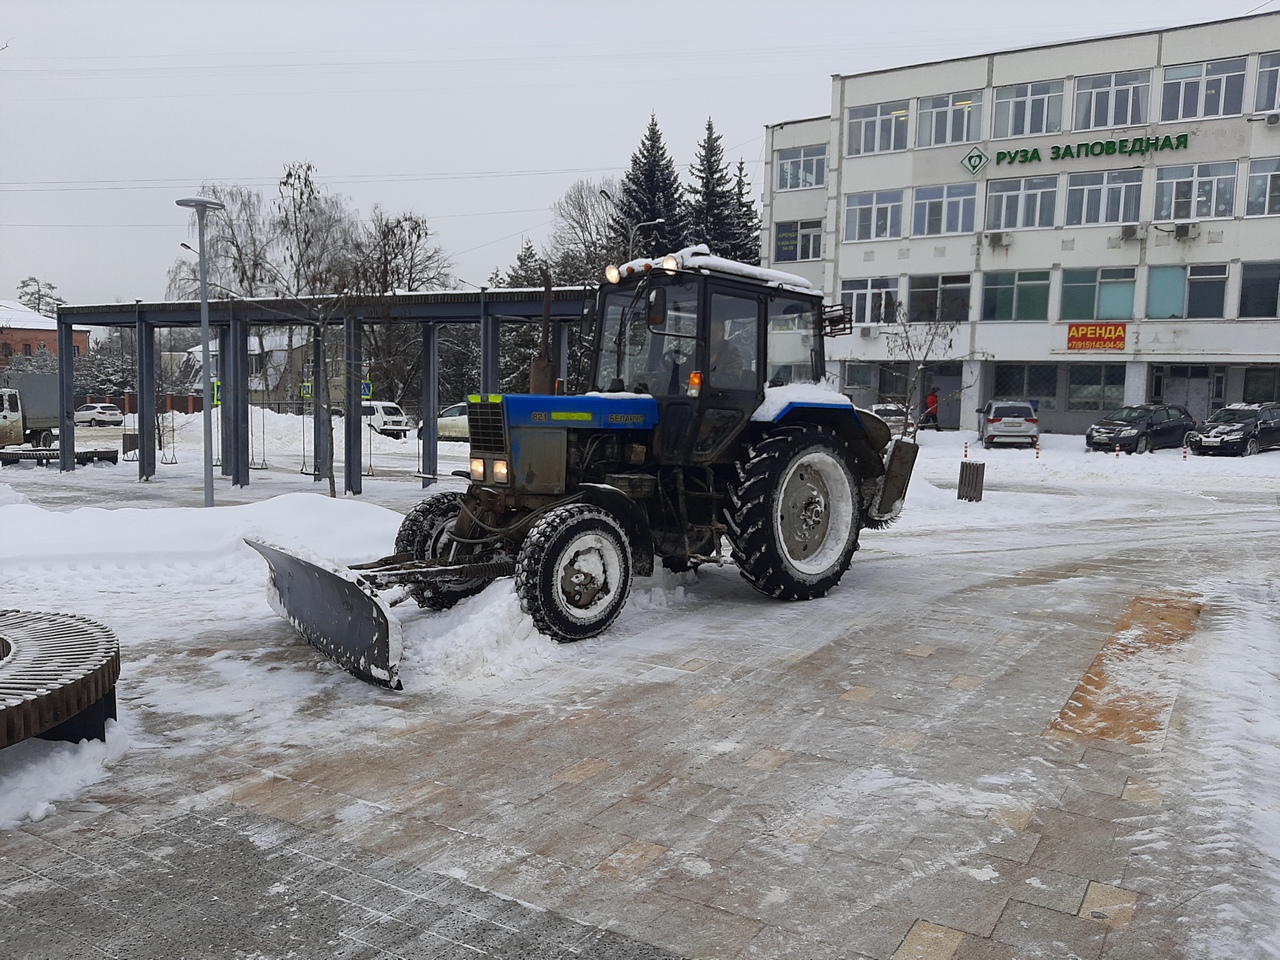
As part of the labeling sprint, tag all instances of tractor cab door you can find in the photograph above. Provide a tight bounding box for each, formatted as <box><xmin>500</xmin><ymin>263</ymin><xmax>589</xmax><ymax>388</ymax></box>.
<box><xmin>688</xmin><ymin>287</ymin><xmax>763</xmax><ymax>463</ymax></box>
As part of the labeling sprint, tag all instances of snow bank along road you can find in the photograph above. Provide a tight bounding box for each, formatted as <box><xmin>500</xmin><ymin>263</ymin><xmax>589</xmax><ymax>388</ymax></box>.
<box><xmin>1</xmin><ymin>429</ymin><xmax>1279</xmax><ymax>959</ymax></box>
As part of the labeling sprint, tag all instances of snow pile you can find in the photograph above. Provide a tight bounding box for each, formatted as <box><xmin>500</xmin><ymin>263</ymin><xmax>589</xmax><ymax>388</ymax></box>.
<box><xmin>0</xmin><ymin>482</ymin><xmax>30</xmax><ymax>506</ymax></box>
<box><xmin>0</xmin><ymin>718</ymin><xmax>134</xmax><ymax>828</ymax></box>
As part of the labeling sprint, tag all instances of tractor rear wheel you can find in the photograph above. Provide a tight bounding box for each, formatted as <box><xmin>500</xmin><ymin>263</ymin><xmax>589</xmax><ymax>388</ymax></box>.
<box><xmin>726</xmin><ymin>425</ymin><xmax>860</xmax><ymax>601</ymax></box>
<box><xmin>395</xmin><ymin>492</ymin><xmax>493</xmax><ymax>610</ymax></box>
<box><xmin>515</xmin><ymin>504</ymin><xmax>632</xmax><ymax>643</ymax></box>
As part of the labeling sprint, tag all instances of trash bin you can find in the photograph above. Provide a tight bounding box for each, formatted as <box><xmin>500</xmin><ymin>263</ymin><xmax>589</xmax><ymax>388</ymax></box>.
<box><xmin>957</xmin><ymin>460</ymin><xmax>985</xmax><ymax>502</ymax></box>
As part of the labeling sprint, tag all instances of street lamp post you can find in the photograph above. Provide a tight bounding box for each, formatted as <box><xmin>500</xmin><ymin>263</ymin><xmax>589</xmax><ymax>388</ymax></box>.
<box><xmin>175</xmin><ymin>196</ymin><xmax>225</xmax><ymax>507</ymax></box>
<box><xmin>629</xmin><ymin>218</ymin><xmax>665</xmax><ymax>260</ymax></box>
<box><xmin>597</xmin><ymin>190</ymin><xmax>666</xmax><ymax>260</ymax></box>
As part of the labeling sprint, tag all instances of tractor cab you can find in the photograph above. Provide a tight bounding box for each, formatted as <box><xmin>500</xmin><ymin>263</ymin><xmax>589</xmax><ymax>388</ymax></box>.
<box><xmin>593</xmin><ymin>245</ymin><xmax>825</xmax><ymax>464</ymax></box>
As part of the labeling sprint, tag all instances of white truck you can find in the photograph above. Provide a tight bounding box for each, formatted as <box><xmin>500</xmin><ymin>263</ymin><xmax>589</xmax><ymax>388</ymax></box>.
<box><xmin>0</xmin><ymin>372</ymin><xmax>59</xmax><ymax>449</ymax></box>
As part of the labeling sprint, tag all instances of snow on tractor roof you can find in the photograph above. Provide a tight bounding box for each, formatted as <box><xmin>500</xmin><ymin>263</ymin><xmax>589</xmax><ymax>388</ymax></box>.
<box><xmin>616</xmin><ymin>244</ymin><xmax>813</xmax><ymax>295</ymax></box>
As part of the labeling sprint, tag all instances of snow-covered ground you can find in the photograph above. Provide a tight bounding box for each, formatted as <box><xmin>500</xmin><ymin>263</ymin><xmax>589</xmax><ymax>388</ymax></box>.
<box><xmin>2</xmin><ymin>410</ymin><xmax>1279</xmax><ymax>955</ymax></box>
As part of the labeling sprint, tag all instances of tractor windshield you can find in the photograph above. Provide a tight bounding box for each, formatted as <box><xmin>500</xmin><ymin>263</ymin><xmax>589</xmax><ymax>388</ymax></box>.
<box><xmin>595</xmin><ymin>278</ymin><xmax>700</xmax><ymax>396</ymax></box>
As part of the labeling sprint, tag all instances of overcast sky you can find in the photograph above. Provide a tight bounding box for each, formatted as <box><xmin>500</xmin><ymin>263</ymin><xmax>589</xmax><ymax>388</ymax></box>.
<box><xmin>1</xmin><ymin>0</ymin><xmax>1272</xmax><ymax>306</ymax></box>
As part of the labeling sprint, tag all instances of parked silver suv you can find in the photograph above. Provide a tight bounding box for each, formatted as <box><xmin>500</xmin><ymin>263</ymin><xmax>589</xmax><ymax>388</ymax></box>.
<box><xmin>976</xmin><ymin>400</ymin><xmax>1040</xmax><ymax>449</ymax></box>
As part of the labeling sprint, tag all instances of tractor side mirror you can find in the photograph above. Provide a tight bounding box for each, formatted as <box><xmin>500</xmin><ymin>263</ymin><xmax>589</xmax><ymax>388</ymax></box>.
<box><xmin>646</xmin><ymin>287</ymin><xmax>667</xmax><ymax>329</ymax></box>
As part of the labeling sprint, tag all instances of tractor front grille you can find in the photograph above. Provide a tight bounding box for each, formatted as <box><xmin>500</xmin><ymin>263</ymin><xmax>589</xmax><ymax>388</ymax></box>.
<box><xmin>468</xmin><ymin>397</ymin><xmax>507</xmax><ymax>454</ymax></box>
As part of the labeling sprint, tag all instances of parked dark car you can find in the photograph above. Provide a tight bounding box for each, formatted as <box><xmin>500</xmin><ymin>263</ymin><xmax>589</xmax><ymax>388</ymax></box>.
<box><xmin>1084</xmin><ymin>403</ymin><xmax>1196</xmax><ymax>454</ymax></box>
<box><xmin>1187</xmin><ymin>403</ymin><xmax>1280</xmax><ymax>457</ymax></box>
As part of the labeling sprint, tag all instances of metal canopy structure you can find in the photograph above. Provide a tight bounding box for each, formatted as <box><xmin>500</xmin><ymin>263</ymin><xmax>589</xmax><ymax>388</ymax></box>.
<box><xmin>55</xmin><ymin>287</ymin><xmax>594</xmax><ymax>495</ymax></box>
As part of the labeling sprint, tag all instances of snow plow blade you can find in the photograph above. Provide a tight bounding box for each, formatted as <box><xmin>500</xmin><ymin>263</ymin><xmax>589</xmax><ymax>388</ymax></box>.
<box><xmin>866</xmin><ymin>438</ymin><xmax>918</xmax><ymax>527</ymax></box>
<box><xmin>245</xmin><ymin>539</ymin><xmax>402</xmax><ymax>690</ymax></box>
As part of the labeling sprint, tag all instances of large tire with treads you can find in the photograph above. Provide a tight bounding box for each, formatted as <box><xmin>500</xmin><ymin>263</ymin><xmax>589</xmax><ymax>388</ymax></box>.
<box><xmin>725</xmin><ymin>425</ymin><xmax>861</xmax><ymax>601</ymax></box>
<box><xmin>515</xmin><ymin>504</ymin><xmax>632</xmax><ymax>643</ymax></box>
<box><xmin>395</xmin><ymin>492</ymin><xmax>492</xmax><ymax>610</ymax></box>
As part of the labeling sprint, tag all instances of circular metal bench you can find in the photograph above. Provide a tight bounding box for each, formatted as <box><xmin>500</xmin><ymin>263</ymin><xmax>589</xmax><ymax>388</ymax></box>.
<box><xmin>0</xmin><ymin>610</ymin><xmax>120</xmax><ymax>748</ymax></box>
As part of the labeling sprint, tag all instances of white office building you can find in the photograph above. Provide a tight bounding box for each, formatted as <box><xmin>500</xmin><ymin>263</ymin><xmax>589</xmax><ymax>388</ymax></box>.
<box><xmin>762</xmin><ymin>12</ymin><xmax>1280</xmax><ymax>432</ymax></box>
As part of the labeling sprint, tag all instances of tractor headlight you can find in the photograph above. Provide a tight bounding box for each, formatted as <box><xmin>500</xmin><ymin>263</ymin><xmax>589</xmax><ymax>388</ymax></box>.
<box><xmin>604</xmin><ymin>264</ymin><xmax>621</xmax><ymax>284</ymax></box>
<box><xmin>662</xmin><ymin>254</ymin><xmax>679</xmax><ymax>275</ymax></box>
<box><xmin>492</xmin><ymin>459</ymin><xmax>509</xmax><ymax>484</ymax></box>
<box><xmin>470</xmin><ymin>458</ymin><xmax>486</xmax><ymax>481</ymax></box>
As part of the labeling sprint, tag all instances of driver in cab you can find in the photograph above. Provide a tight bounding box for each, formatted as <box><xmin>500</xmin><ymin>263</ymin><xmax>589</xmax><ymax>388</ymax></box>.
<box><xmin>709</xmin><ymin>320</ymin><xmax>746</xmax><ymax>387</ymax></box>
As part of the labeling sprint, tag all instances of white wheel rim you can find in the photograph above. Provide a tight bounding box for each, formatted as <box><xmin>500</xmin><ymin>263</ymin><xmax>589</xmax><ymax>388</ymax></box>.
<box><xmin>774</xmin><ymin>451</ymin><xmax>853</xmax><ymax>576</ymax></box>
<box><xmin>554</xmin><ymin>531</ymin><xmax>623</xmax><ymax>622</ymax></box>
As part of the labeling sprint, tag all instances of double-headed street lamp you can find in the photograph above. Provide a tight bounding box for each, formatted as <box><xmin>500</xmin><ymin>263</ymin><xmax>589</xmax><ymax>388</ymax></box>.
<box><xmin>175</xmin><ymin>196</ymin><xmax>225</xmax><ymax>507</ymax></box>
<box><xmin>629</xmin><ymin>218</ymin><xmax>665</xmax><ymax>260</ymax></box>
<box><xmin>597</xmin><ymin>190</ymin><xmax>666</xmax><ymax>260</ymax></box>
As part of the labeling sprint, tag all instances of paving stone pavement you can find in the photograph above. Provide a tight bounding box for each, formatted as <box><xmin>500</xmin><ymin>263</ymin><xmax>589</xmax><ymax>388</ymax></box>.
<box><xmin>3</xmin><ymin>479</ymin><xmax>1278</xmax><ymax>958</ymax></box>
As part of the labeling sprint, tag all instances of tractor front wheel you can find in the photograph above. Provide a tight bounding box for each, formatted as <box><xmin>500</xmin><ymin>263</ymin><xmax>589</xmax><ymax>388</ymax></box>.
<box><xmin>515</xmin><ymin>504</ymin><xmax>632</xmax><ymax>643</ymax></box>
<box><xmin>726</xmin><ymin>425</ymin><xmax>861</xmax><ymax>601</ymax></box>
<box><xmin>395</xmin><ymin>492</ymin><xmax>493</xmax><ymax>610</ymax></box>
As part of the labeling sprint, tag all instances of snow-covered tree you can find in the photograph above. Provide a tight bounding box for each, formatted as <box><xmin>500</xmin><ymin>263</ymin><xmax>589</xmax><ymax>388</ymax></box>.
<box><xmin>548</xmin><ymin>176</ymin><xmax>621</xmax><ymax>284</ymax></box>
<box><xmin>489</xmin><ymin>239</ymin><xmax>550</xmax><ymax>393</ymax></box>
<box><xmin>724</xmin><ymin>160</ymin><xmax>762</xmax><ymax>265</ymax></box>
<box><xmin>685</xmin><ymin>119</ymin><xmax>736</xmax><ymax>257</ymax></box>
<box><xmin>16</xmin><ymin>277</ymin><xmax>66</xmax><ymax>318</ymax></box>
<box><xmin>609</xmin><ymin>115</ymin><xmax>688</xmax><ymax>259</ymax></box>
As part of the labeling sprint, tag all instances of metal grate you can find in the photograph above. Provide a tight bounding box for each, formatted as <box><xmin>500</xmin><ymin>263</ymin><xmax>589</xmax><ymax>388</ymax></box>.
<box><xmin>467</xmin><ymin>398</ymin><xmax>507</xmax><ymax>454</ymax></box>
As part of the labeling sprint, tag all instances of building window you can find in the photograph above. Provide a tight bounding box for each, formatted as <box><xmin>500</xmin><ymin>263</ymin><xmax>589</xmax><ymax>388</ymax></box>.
<box><xmin>842</xmin><ymin>361</ymin><xmax>875</xmax><ymax>390</ymax></box>
<box><xmin>993</xmin><ymin>81</ymin><xmax>1064</xmax><ymax>138</ymax></box>
<box><xmin>1065</xmin><ymin>170</ymin><xmax>1142</xmax><ymax>225</ymax></box>
<box><xmin>840</xmin><ymin>278</ymin><xmax>898</xmax><ymax>323</ymax></box>
<box><xmin>73</xmin><ymin>345</ymin><xmax>81</xmax><ymax>358</ymax></box>
<box><xmin>879</xmin><ymin>362</ymin><xmax>910</xmax><ymax>402</ymax></box>
<box><xmin>22</xmin><ymin>344</ymin><xmax>32</xmax><ymax>357</ymax></box>
<box><xmin>844</xmin><ymin>190</ymin><xmax>904</xmax><ymax>241</ymax></box>
<box><xmin>1161</xmin><ymin>59</ymin><xmax>1246</xmax><ymax>121</ymax></box>
<box><xmin>1146</xmin><ymin>264</ymin><xmax>1229</xmax><ymax>319</ymax></box>
<box><xmin>1</xmin><ymin>344</ymin><xmax>11</xmax><ymax>358</ymax></box>
<box><xmin>912</xmin><ymin>183</ymin><xmax>976</xmax><ymax>235</ymax></box>
<box><xmin>983</xmin><ymin>271</ymin><xmax>1050</xmax><ymax>321</ymax></box>
<box><xmin>1061</xmin><ymin>268</ymin><xmax>1136</xmax><ymax>321</ymax></box>
<box><xmin>776</xmin><ymin>145</ymin><xmax>826</xmax><ymax>191</ymax></box>
<box><xmin>1154</xmin><ymin>162</ymin><xmax>1236</xmax><ymax>221</ymax></box>
<box><xmin>1246</xmin><ymin>158</ymin><xmax>1280</xmax><ymax>216</ymax></box>
<box><xmin>908</xmin><ymin>274</ymin><xmax>972</xmax><ymax>324</ymax></box>
<box><xmin>986</xmin><ymin>176</ymin><xmax>1057</xmax><ymax>230</ymax></box>
<box><xmin>1244</xmin><ymin>367</ymin><xmax>1280</xmax><ymax>403</ymax></box>
<box><xmin>248</xmin><ymin>354</ymin><xmax>265</xmax><ymax>377</ymax></box>
<box><xmin>774</xmin><ymin>220</ymin><xmax>823</xmax><ymax>262</ymax></box>
<box><xmin>1256</xmin><ymin>53</ymin><xmax>1280</xmax><ymax>113</ymax></box>
<box><xmin>917</xmin><ymin>91</ymin><xmax>982</xmax><ymax>148</ymax></box>
<box><xmin>994</xmin><ymin>363</ymin><xmax>1059</xmax><ymax>410</ymax></box>
<box><xmin>1075</xmin><ymin>70</ymin><xmax>1151</xmax><ymax>129</ymax></box>
<box><xmin>1239</xmin><ymin>262</ymin><xmax>1280</xmax><ymax>318</ymax></box>
<box><xmin>847</xmin><ymin>101</ymin><xmax>909</xmax><ymax>156</ymax></box>
<box><xmin>1068</xmin><ymin>364</ymin><xmax>1126</xmax><ymax>411</ymax></box>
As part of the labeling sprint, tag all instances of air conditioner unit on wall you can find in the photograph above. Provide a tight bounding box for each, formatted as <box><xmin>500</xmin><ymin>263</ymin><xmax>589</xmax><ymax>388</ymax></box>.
<box><xmin>1120</xmin><ymin>223</ymin><xmax>1148</xmax><ymax>241</ymax></box>
<box><xmin>1174</xmin><ymin>222</ymin><xmax>1200</xmax><ymax>240</ymax></box>
<box><xmin>859</xmin><ymin>326</ymin><xmax>872</xmax><ymax>338</ymax></box>
<box><xmin>1268</xmin><ymin>113</ymin><xmax>1280</xmax><ymax>126</ymax></box>
<box><xmin>987</xmin><ymin>231</ymin><xmax>1010</xmax><ymax>248</ymax></box>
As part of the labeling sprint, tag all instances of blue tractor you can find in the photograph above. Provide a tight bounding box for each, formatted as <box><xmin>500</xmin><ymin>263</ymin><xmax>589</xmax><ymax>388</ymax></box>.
<box><xmin>249</xmin><ymin>246</ymin><xmax>916</xmax><ymax>688</ymax></box>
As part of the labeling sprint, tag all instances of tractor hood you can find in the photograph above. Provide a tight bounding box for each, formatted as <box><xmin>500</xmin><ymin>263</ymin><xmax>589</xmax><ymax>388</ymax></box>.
<box><xmin>497</xmin><ymin>393</ymin><xmax>660</xmax><ymax>430</ymax></box>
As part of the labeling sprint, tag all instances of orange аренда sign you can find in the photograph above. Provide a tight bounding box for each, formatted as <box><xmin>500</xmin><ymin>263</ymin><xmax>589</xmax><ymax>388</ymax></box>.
<box><xmin>1067</xmin><ymin>323</ymin><xmax>1126</xmax><ymax>350</ymax></box>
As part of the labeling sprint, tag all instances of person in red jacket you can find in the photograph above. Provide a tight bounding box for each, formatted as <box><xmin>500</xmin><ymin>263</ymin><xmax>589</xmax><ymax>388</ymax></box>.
<box><xmin>921</xmin><ymin>387</ymin><xmax>941</xmax><ymax>431</ymax></box>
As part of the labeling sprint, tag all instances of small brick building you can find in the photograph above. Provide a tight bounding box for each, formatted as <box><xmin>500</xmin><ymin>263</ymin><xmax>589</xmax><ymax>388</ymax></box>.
<box><xmin>0</xmin><ymin>300</ymin><xmax>90</xmax><ymax>369</ymax></box>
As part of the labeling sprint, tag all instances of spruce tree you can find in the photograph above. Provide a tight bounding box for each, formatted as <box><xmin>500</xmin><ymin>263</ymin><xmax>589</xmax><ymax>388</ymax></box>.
<box><xmin>725</xmin><ymin>159</ymin><xmax>762</xmax><ymax>265</ymax></box>
<box><xmin>685</xmin><ymin>118</ymin><xmax>736</xmax><ymax>257</ymax></box>
<box><xmin>609</xmin><ymin>114</ymin><xmax>688</xmax><ymax>259</ymax></box>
